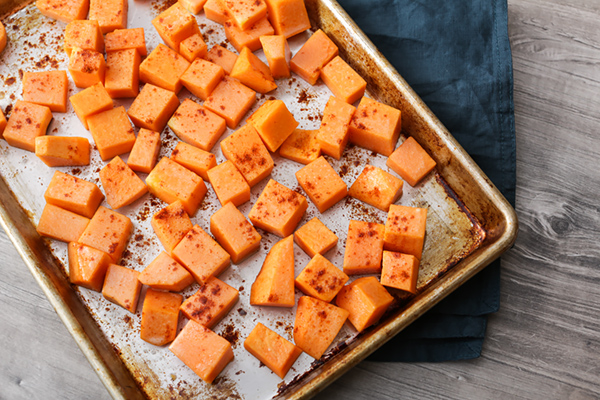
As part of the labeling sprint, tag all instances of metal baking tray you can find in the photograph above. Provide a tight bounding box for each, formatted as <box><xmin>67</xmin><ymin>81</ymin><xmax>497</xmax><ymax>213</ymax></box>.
<box><xmin>0</xmin><ymin>0</ymin><xmax>518</xmax><ymax>398</ymax></box>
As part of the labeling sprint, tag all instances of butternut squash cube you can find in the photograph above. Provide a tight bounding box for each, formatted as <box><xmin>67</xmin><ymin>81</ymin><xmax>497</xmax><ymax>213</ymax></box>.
<box><xmin>140</xmin><ymin>289</ymin><xmax>182</xmax><ymax>345</ymax></box>
<box><xmin>218</xmin><ymin>0</ymin><xmax>267</xmax><ymax>31</ymax></box>
<box><xmin>44</xmin><ymin>171</ymin><xmax>104</xmax><ymax>218</ymax></box>
<box><xmin>317</xmin><ymin>96</ymin><xmax>355</xmax><ymax>160</ymax></box>
<box><xmin>290</xmin><ymin>29</ymin><xmax>338</xmax><ymax>85</ymax></box>
<box><xmin>264</xmin><ymin>0</ymin><xmax>310</xmax><ymax>39</ymax></box>
<box><xmin>0</xmin><ymin>109</ymin><xmax>6</xmax><ymax>137</ymax></box>
<box><xmin>181</xmin><ymin>58</ymin><xmax>225</xmax><ymax>101</ymax></box>
<box><xmin>99</xmin><ymin>156</ymin><xmax>148</xmax><ymax>209</ymax></box>
<box><xmin>294</xmin><ymin>217</ymin><xmax>337</xmax><ymax>258</ymax></box>
<box><xmin>279</xmin><ymin>128</ymin><xmax>320</xmax><ymax>165</ymax></box>
<box><xmin>35</xmin><ymin>136</ymin><xmax>90</xmax><ymax>167</ymax></box>
<box><xmin>102</xmin><ymin>264</ymin><xmax>142</xmax><ymax>313</ymax></box>
<box><xmin>383</xmin><ymin>205</ymin><xmax>428</xmax><ymax>259</ymax></box>
<box><xmin>179</xmin><ymin>0</ymin><xmax>207</xmax><ymax>14</ymax></box>
<box><xmin>230</xmin><ymin>47</ymin><xmax>277</xmax><ymax>94</ymax></box>
<box><xmin>87</xmin><ymin>106</ymin><xmax>136</xmax><ymax>160</ymax></box>
<box><xmin>88</xmin><ymin>0</ymin><xmax>128</xmax><ymax>33</ymax></box>
<box><xmin>152</xmin><ymin>2</ymin><xmax>200</xmax><ymax>50</ymax></box>
<box><xmin>220</xmin><ymin>123</ymin><xmax>274</xmax><ymax>187</ymax></box>
<box><xmin>180</xmin><ymin>276</ymin><xmax>239</xmax><ymax>327</ymax></box>
<box><xmin>224</xmin><ymin>17</ymin><xmax>274</xmax><ymax>52</ymax></box>
<box><xmin>342</xmin><ymin>220</ymin><xmax>385</xmax><ymax>275</ymax></box>
<box><xmin>105</xmin><ymin>28</ymin><xmax>147</xmax><ymax>56</ymax></box>
<box><xmin>64</xmin><ymin>20</ymin><xmax>104</xmax><ymax>57</ymax></box>
<box><xmin>105</xmin><ymin>48</ymin><xmax>141</xmax><ymax>98</ymax></box>
<box><xmin>169</xmin><ymin>320</ymin><xmax>234</xmax><ymax>384</ymax></box>
<box><xmin>381</xmin><ymin>251</ymin><xmax>420</xmax><ymax>294</ymax></box>
<box><xmin>348</xmin><ymin>97</ymin><xmax>402</xmax><ymax>156</ymax></box>
<box><xmin>172</xmin><ymin>225</ymin><xmax>231</xmax><ymax>284</ymax></box>
<box><xmin>204</xmin><ymin>0</ymin><xmax>229</xmax><ymax>25</ymax></box>
<box><xmin>168</xmin><ymin>99</ymin><xmax>226</xmax><ymax>151</ymax></box>
<box><xmin>259</xmin><ymin>35</ymin><xmax>291</xmax><ymax>79</ymax></box>
<box><xmin>127</xmin><ymin>83</ymin><xmax>180</xmax><ymax>132</ymax></box>
<box><xmin>36</xmin><ymin>0</ymin><xmax>88</xmax><ymax>23</ymax></box>
<box><xmin>295</xmin><ymin>156</ymin><xmax>347</xmax><ymax>213</ymax></box>
<box><xmin>138</xmin><ymin>251</ymin><xmax>194</xmax><ymax>292</ymax></box>
<box><xmin>203</xmin><ymin>76</ymin><xmax>256</xmax><ymax>129</ymax></box>
<box><xmin>321</xmin><ymin>56</ymin><xmax>366</xmax><ymax>105</ymax></box>
<box><xmin>68</xmin><ymin>47</ymin><xmax>106</xmax><ymax>88</ymax></box>
<box><xmin>151</xmin><ymin>200</ymin><xmax>193</xmax><ymax>255</ymax></box>
<box><xmin>146</xmin><ymin>157</ymin><xmax>208</xmax><ymax>216</ymax></box>
<box><xmin>170</xmin><ymin>142</ymin><xmax>216</xmax><ymax>181</ymax></box>
<box><xmin>0</xmin><ymin>22</ymin><xmax>4</xmax><ymax>55</ymax></box>
<box><xmin>250</xmin><ymin>235</ymin><xmax>295</xmax><ymax>307</ymax></box>
<box><xmin>244</xmin><ymin>322</ymin><xmax>302</xmax><ymax>379</ymax></box>
<box><xmin>36</xmin><ymin>203</ymin><xmax>90</xmax><ymax>243</ymax></box>
<box><xmin>205</xmin><ymin>45</ymin><xmax>238</xmax><ymax>75</ymax></box>
<box><xmin>179</xmin><ymin>33</ymin><xmax>208</xmax><ymax>62</ymax></box>
<box><xmin>293</xmin><ymin>296</ymin><xmax>348</xmax><ymax>359</ymax></box>
<box><xmin>246</xmin><ymin>99</ymin><xmax>298</xmax><ymax>152</ymax></box>
<box><xmin>210</xmin><ymin>202</ymin><xmax>262</xmax><ymax>264</ymax></box>
<box><xmin>127</xmin><ymin>128</ymin><xmax>161</xmax><ymax>174</ymax></box>
<box><xmin>335</xmin><ymin>276</ymin><xmax>394</xmax><ymax>332</ymax></box>
<box><xmin>139</xmin><ymin>43</ymin><xmax>190</xmax><ymax>93</ymax></box>
<box><xmin>69</xmin><ymin>82</ymin><xmax>113</xmax><ymax>130</ymax></box>
<box><xmin>295</xmin><ymin>253</ymin><xmax>348</xmax><ymax>303</ymax></box>
<box><xmin>207</xmin><ymin>160</ymin><xmax>251</xmax><ymax>207</ymax></box>
<box><xmin>348</xmin><ymin>165</ymin><xmax>403</xmax><ymax>212</ymax></box>
<box><xmin>68</xmin><ymin>242</ymin><xmax>111</xmax><ymax>292</ymax></box>
<box><xmin>22</xmin><ymin>70</ymin><xmax>69</xmax><ymax>112</ymax></box>
<box><xmin>78</xmin><ymin>206</ymin><xmax>133</xmax><ymax>263</ymax></box>
<box><xmin>3</xmin><ymin>101</ymin><xmax>52</xmax><ymax>152</ymax></box>
<box><xmin>386</xmin><ymin>136</ymin><xmax>437</xmax><ymax>187</ymax></box>
<box><xmin>248</xmin><ymin>179</ymin><xmax>308</xmax><ymax>237</ymax></box>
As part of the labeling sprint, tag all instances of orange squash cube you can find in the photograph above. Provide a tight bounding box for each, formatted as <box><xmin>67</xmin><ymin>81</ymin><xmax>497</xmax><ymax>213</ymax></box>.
<box><xmin>246</xmin><ymin>99</ymin><xmax>298</xmax><ymax>152</ymax></box>
<box><xmin>101</xmin><ymin>264</ymin><xmax>142</xmax><ymax>313</ymax></box>
<box><xmin>139</xmin><ymin>44</ymin><xmax>190</xmax><ymax>93</ymax></box>
<box><xmin>264</xmin><ymin>0</ymin><xmax>310</xmax><ymax>39</ymax></box>
<box><xmin>68</xmin><ymin>47</ymin><xmax>106</xmax><ymax>88</ymax></box>
<box><xmin>205</xmin><ymin>45</ymin><xmax>238</xmax><ymax>75</ymax></box>
<box><xmin>0</xmin><ymin>109</ymin><xmax>6</xmax><ymax>137</ymax></box>
<box><xmin>127</xmin><ymin>128</ymin><xmax>161</xmax><ymax>174</ymax></box>
<box><xmin>218</xmin><ymin>0</ymin><xmax>267</xmax><ymax>31</ymax></box>
<box><xmin>105</xmin><ymin>49</ymin><xmax>141</xmax><ymax>98</ymax></box>
<box><xmin>169</xmin><ymin>320</ymin><xmax>234</xmax><ymax>384</ymax></box>
<box><xmin>152</xmin><ymin>2</ymin><xmax>200</xmax><ymax>50</ymax></box>
<box><xmin>78</xmin><ymin>206</ymin><xmax>133</xmax><ymax>263</ymax></box>
<box><xmin>204</xmin><ymin>0</ymin><xmax>229</xmax><ymax>25</ymax></box>
<box><xmin>207</xmin><ymin>160</ymin><xmax>251</xmax><ymax>207</ymax></box>
<box><xmin>250</xmin><ymin>235</ymin><xmax>295</xmax><ymax>307</ymax></box>
<box><xmin>105</xmin><ymin>28</ymin><xmax>147</xmax><ymax>56</ymax></box>
<box><xmin>69</xmin><ymin>82</ymin><xmax>113</xmax><ymax>130</ymax></box>
<box><xmin>3</xmin><ymin>101</ymin><xmax>52</xmax><ymax>152</ymax></box>
<box><xmin>44</xmin><ymin>171</ymin><xmax>104</xmax><ymax>218</ymax></box>
<box><xmin>320</xmin><ymin>56</ymin><xmax>366</xmax><ymax>105</ymax></box>
<box><xmin>220</xmin><ymin>123</ymin><xmax>274</xmax><ymax>187</ymax></box>
<box><xmin>127</xmin><ymin>83</ymin><xmax>180</xmax><ymax>132</ymax></box>
<box><xmin>36</xmin><ymin>203</ymin><xmax>90</xmax><ymax>243</ymax></box>
<box><xmin>335</xmin><ymin>276</ymin><xmax>394</xmax><ymax>332</ymax></box>
<box><xmin>179</xmin><ymin>0</ymin><xmax>207</xmax><ymax>14</ymax></box>
<box><xmin>99</xmin><ymin>156</ymin><xmax>148</xmax><ymax>209</ymax></box>
<box><xmin>342</xmin><ymin>220</ymin><xmax>385</xmax><ymax>275</ymax></box>
<box><xmin>180</xmin><ymin>58</ymin><xmax>225</xmax><ymax>101</ymax></box>
<box><xmin>172</xmin><ymin>225</ymin><xmax>231</xmax><ymax>284</ymax></box>
<box><xmin>224</xmin><ymin>17</ymin><xmax>274</xmax><ymax>52</ymax></box>
<box><xmin>151</xmin><ymin>201</ymin><xmax>193</xmax><ymax>255</ymax></box>
<box><xmin>170</xmin><ymin>142</ymin><xmax>216</xmax><ymax>181</ymax></box>
<box><xmin>210</xmin><ymin>202</ymin><xmax>262</xmax><ymax>264</ymax></box>
<box><xmin>140</xmin><ymin>289</ymin><xmax>182</xmax><ymax>345</ymax></box>
<box><xmin>383</xmin><ymin>205</ymin><xmax>428</xmax><ymax>259</ymax></box>
<box><xmin>138</xmin><ymin>251</ymin><xmax>194</xmax><ymax>292</ymax></box>
<box><xmin>290</xmin><ymin>29</ymin><xmax>338</xmax><ymax>85</ymax></box>
<box><xmin>386</xmin><ymin>136</ymin><xmax>437</xmax><ymax>187</ymax></box>
<box><xmin>68</xmin><ymin>242</ymin><xmax>111</xmax><ymax>292</ymax></box>
<box><xmin>294</xmin><ymin>217</ymin><xmax>338</xmax><ymax>258</ymax></box>
<box><xmin>146</xmin><ymin>157</ymin><xmax>208</xmax><ymax>216</ymax></box>
<box><xmin>248</xmin><ymin>179</ymin><xmax>308</xmax><ymax>237</ymax></box>
<box><xmin>35</xmin><ymin>136</ymin><xmax>90</xmax><ymax>167</ymax></box>
<box><xmin>203</xmin><ymin>76</ymin><xmax>256</xmax><ymax>129</ymax></box>
<box><xmin>259</xmin><ymin>35</ymin><xmax>291</xmax><ymax>79</ymax></box>
<box><xmin>88</xmin><ymin>0</ymin><xmax>128</xmax><ymax>33</ymax></box>
<box><xmin>64</xmin><ymin>20</ymin><xmax>104</xmax><ymax>57</ymax></box>
<box><xmin>168</xmin><ymin>99</ymin><xmax>227</xmax><ymax>151</ymax></box>
<box><xmin>295</xmin><ymin>253</ymin><xmax>348</xmax><ymax>302</ymax></box>
<box><xmin>179</xmin><ymin>33</ymin><xmax>208</xmax><ymax>62</ymax></box>
<box><xmin>230</xmin><ymin>47</ymin><xmax>277</xmax><ymax>94</ymax></box>
<box><xmin>244</xmin><ymin>322</ymin><xmax>302</xmax><ymax>379</ymax></box>
<box><xmin>36</xmin><ymin>0</ymin><xmax>88</xmax><ymax>23</ymax></box>
<box><xmin>381</xmin><ymin>251</ymin><xmax>420</xmax><ymax>294</ymax></box>
<box><xmin>180</xmin><ymin>276</ymin><xmax>239</xmax><ymax>327</ymax></box>
<box><xmin>294</xmin><ymin>296</ymin><xmax>349</xmax><ymax>359</ymax></box>
<box><xmin>279</xmin><ymin>128</ymin><xmax>320</xmax><ymax>165</ymax></box>
<box><xmin>317</xmin><ymin>96</ymin><xmax>355</xmax><ymax>160</ymax></box>
<box><xmin>295</xmin><ymin>156</ymin><xmax>347</xmax><ymax>213</ymax></box>
<box><xmin>22</xmin><ymin>70</ymin><xmax>69</xmax><ymax>112</ymax></box>
<box><xmin>349</xmin><ymin>97</ymin><xmax>402</xmax><ymax>156</ymax></box>
<box><xmin>87</xmin><ymin>106</ymin><xmax>136</xmax><ymax>160</ymax></box>
<box><xmin>348</xmin><ymin>165</ymin><xmax>403</xmax><ymax>212</ymax></box>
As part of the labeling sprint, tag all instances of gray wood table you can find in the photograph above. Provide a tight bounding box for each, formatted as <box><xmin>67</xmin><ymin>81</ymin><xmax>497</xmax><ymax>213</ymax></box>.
<box><xmin>2</xmin><ymin>0</ymin><xmax>599</xmax><ymax>398</ymax></box>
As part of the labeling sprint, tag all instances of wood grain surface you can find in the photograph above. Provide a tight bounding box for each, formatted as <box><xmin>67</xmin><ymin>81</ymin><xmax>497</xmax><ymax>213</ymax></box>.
<box><xmin>1</xmin><ymin>0</ymin><xmax>600</xmax><ymax>398</ymax></box>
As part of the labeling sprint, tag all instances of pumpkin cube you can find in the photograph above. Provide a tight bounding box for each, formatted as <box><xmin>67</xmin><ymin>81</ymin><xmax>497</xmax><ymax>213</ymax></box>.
<box><xmin>259</xmin><ymin>35</ymin><xmax>291</xmax><ymax>79</ymax></box>
<box><xmin>349</xmin><ymin>97</ymin><xmax>402</xmax><ymax>156</ymax></box>
<box><xmin>204</xmin><ymin>0</ymin><xmax>229</xmax><ymax>25</ymax></box>
<box><xmin>179</xmin><ymin>0</ymin><xmax>207</xmax><ymax>14</ymax></box>
<box><xmin>168</xmin><ymin>99</ymin><xmax>227</xmax><ymax>151</ymax></box>
<box><xmin>290</xmin><ymin>29</ymin><xmax>338</xmax><ymax>85</ymax></box>
<box><xmin>219</xmin><ymin>0</ymin><xmax>267</xmax><ymax>31</ymax></box>
<box><xmin>36</xmin><ymin>0</ymin><xmax>88</xmax><ymax>23</ymax></box>
<box><xmin>224</xmin><ymin>17</ymin><xmax>274</xmax><ymax>52</ymax></box>
<box><xmin>179</xmin><ymin>33</ymin><xmax>208</xmax><ymax>62</ymax></box>
<box><xmin>88</xmin><ymin>0</ymin><xmax>127</xmax><ymax>33</ymax></box>
<box><xmin>127</xmin><ymin>128</ymin><xmax>161</xmax><ymax>174</ymax></box>
<box><xmin>138</xmin><ymin>251</ymin><xmax>194</xmax><ymax>292</ymax></box>
<box><xmin>383</xmin><ymin>204</ymin><xmax>428</xmax><ymax>259</ymax></box>
<box><xmin>264</xmin><ymin>0</ymin><xmax>310</xmax><ymax>39</ymax></box>
<box><xmin>68</xmin><ymin>242</ymin><xmax>111</xmax><ymax>292</ymax></box>
<box><xmin>250</xmin><ymin>235</ymin><xmax>295</xmax><ymax>307</ymax></box>
<box><xmin>210</xmin><ymin>202</ymin><xmax>262</xmax><ymax>264</ymax></box>
<box><xmin>151</xmin><ymin>200</ymin><xmax>193</xmax><ymax>255</ymax></box>
<box><xmin>69</xmin><ymin>82</ymin><xmax>113</xmax><ymax>129</ymax></box>
<box><xmin>294</xmin><ymin>217</ymin><xmax>338</xmax><ymax>258</ymax></box>
<box><xmin>105</xmin><ymin>28</ymin><xmax>147</xmax><ymax>56</ymax></box>
<box><xmin>44</xmin><ymin>171</ymin><xmax>104</xmax><ymax>218</ymax></box>
<box><xmin>170</xmin><ymin>142</ymin><xmax>217</xmax><ymax>182</ymax></box>
<box><xmin>386</xmin><ymin>136</ymin><xmax>437</xmax><ymax>187</ymax></box>
<box><xmin>279</xmin><ymin>128</ymin><xmax>320</xmax><ymax>165</ymax></box>
<box><xmin>207</xmin><ymin>160</ymin><xmax>251</xmax><ymax>207</ymax></box>
<box><xmin>342</xmin><ymin>220</ymin><xmax>385</xmax><ymax>275</ymax></box>
<box><xmin>36</xmin><ymin>203</ymin><xmax>90</xmax><ymax>243</ymax></box>
<box><xmin>205</xmin><ymin>45</ymin><xmax>238</xmax><ymax>75</ymax></box>
<box><xmin>139</xmin><ymin>43</ymin><xmax>190</xmax><ymax>93</ymax></box>
<box><xmin>295</xmin><ymin>156</ymin><xmax>347</xmax><ymax>213</ymax></box>
<box><xmin>78</xmin><ymin>206</ymin><xmax>133</xmax><ymax>263</ymax></box>
<box><xmin>68</xmin><ymin>47</ymin><xmax>106</xmax><ymax>88</ymax></box>
<box><xmin>246</xmin><ymin>99</ymin><xmax>298</xmax><ymax>152</ymax></box>
<box><xmin>244</xmin><ymin>322</ymin><xmax>302</xmax><ymax>379</ymax></box>
<box><xmin>230</xmin><ymin>47</ymin><xmax>277</xmax><ymax>94</ymax></box>
<box><xmin>105</xmin><ymin>48</ymin><xmax>141</xmax><ymax>98</ymax></box>
<box><xmin>295</xmin><ymin>253</ymin><xmax>348</xmax><ymax>303</ymax></box>
<box><xmin>87</xmin><ymin>106</ymin><xmax>136</xmax><ymax>160</ymax></box>
<box><xmin>0</xmin><ymin>109</ymin><xmax>6</xmax><ymax>136</ymax></box>
<box><xmin>35</xmin><ymin>136</ymin><xmax>90</xmax><ymax>167</ymax></box>
<box><xmin>316</xmin><ymin>96</ymin><xmax>355</xmax><ymax>160</ymax></box>
<box><xmin>381</xmin><ymin>251</ymin><xmax>420</xmax><ymax>294</ymax></box>
<box><xmin>3</xmin><ymin>101</ymin><xmax>52</xmax><ymax>152</ymax></box>
<box><xmin>140</xmin><ymin>289</ymin><xmax>182</xmax><ymax>345</ymax></box>
<box><xmin>152</xmin><ymin>2</ymin><xmax>200</xmax><ymax>50</ymax></box>
<box><xmin>127</xmin><ymin>83</ymin><xmax>180</xmax><ymax>132</ymax></box>
<box><xmin>335</xmin><ymin>276</ymin><xmax>394</xmax><ymax>332</ymax></box>
<box><xmin>180</xmin><ymin>276</ymin><xmax>239</xmax><ymax>327</ymax></box>
<box><xmin>348</xmin><ymin>165</ymin><xmax>403</xmax><ymax>211</ymax></box>
<box><xmin>22</xmin><ymin>70</ymin><xmax>69</xmax><ymax>112</ymax></box>
<box><xmin>203</xmin><ymin>76</ymin><xmax>256</xmax><ymax>129</ymax></box>
<box><xmin>102</xmin><ymin>264</ymin><xmax>142</xmax><ymax>313</ymax></box>
<box><xmin>321</xmin><ymin>56</ymin><xmax>366</xmax><ymax>105</ymax></box>
<box><xmin>64</xmin><ymin>20</ymin><xmax>104</xmax><ymax>57</ymax></box>
<box><xmin>99</xmin><ymin>156</ymin><xmax>148</xmax><ymax>209</ymax></box>
<box><xmin>180</xmin><ymin>58</ymin><xmax>225</xmax><ymax>101</ymax></box>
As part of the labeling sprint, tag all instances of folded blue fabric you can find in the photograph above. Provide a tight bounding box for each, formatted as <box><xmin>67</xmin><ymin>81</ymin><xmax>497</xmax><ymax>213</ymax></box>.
<box><xmin>336</xmin><ymin>0</ymin><xmax>516</xmax><ymax>362</ymax></box>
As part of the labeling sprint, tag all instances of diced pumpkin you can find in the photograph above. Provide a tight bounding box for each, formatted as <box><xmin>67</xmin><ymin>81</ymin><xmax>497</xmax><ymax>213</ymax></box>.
<box><xmin>348</xmin><ymin>165</ymin><xmax>403</xmax><ymax>212</ymax></box>
<box><xmin>250</xmin><ymin>235</ymin><xmax>295</xmax><ymax>307</ymax></box>
<box><xmin>68</xmin><ymin>47</ymin><xmax>106</xmax><ymax>88</ymax></box>
<box><xmin>127</xmin><ymin>83</ymin><xmax>180</xmax><ymax>133</ymax></box>
<box><xmin>205</xmin><ymin>45</ymin><xmax>238</xmax><ymax>75</ymax></box>
<box><xmin>35</xmin><ymin>136</ymin><xmax>90</xmax><ymax>167</ymax></box>
<box><xmin>168</xmin><ymin>99</ymin><xmax>227</xmax><ymax>151</ymax></box>
<box><xmin>22</xmin><ymin>70</ymin><xmax>69</xmax><ymax>112</ymax></box>
<box><xmin>244</xmin><ymin>322</ymin><xmax>302</xmax><ymax>379</ymax></box>
<box><xmin>203</xmin><ymin>76</ymin><xmax>256</xmax><ymax>129</ymax></box>
<box><xmin>69</xmin><ymin>82</ymin><xmax>113</xmax><ymax>130</ymax></box>
<box><xmin>218</xmin><ymin>0</ymin><xmax>267</xmax><ymax>31</ymax></box>
<box><xmin>386</xmin><ymin>136</ymin><xmax>437</xmax><ymax>187</ymax></box>
<box><xmin>335</xmin><ymin>276</ymin><xmax>394</xmax><ymax>332</ymax></box>
<box><xmin>127</xmin><ymin>128</ymin><xmax>161</xmax><ymax>174</ymax></box>
<box><xmin>87</xmin><ymin>106</ymin><xmax>136</xmax><ymax>161</ymax></box>
<box><xmin>264</xmin><ymin>0</ymin><xmax>310</xmax><ymax>39</ymax></box>
<box><xmin>88</xmin><ymin>0</ymin><xmax>128</xmax><ymax>33</ymax></box>
<box><xmin>230</xmin><ymin>47</ymin><xmax>277</xmax><ymax>94</ymax></box>
<box><xmin>44</xmin><ymin>171</ymin><xmax>104</xmax><ymax>218</ymax></box>
<box><xmin>204</xmin><ymin>0</ymin><xmax>229</xmax><ymax>25</ymax></box>
<box><xmin>224</xmin><ymin>17</ymin><xmax>274</xmax><ymax>52</ymax></box>
<box><xmin>36</xmin><ymin>0</ymin><xmax>88</xmax><ymax>23</ymax></box>
<box><xmin>105</xmin><ymin>48</ymin><xmax>141</xmax><ymax>98</ymax></box>
<box><xmin>152</xmin><ymin>2</ymin><xmax>200</xmax><ymax>50</ymax></box>
<box><xmin>180</xmin><ymin>276</ymin><xmax>239</xmax><ymax>327</ymax></box>
<box><xmin>290</xmin><ymin>29</ymin><xmax>338</xmax><ymax>85</ymax></box>
<box><xmin>0</xmin><ymin>108</ymin><xmax>6</xmax><ymax>137</ymax></box>
<box><xmin>294</xmin><ymin>217</ymin><xmax>338</xmax><ymax>258</ymax></box>
<box><xmin>179</xmin><ymin>33</ymin><xmax>208</xmax><ymax>62</ymax></box>
<box><xmin>381</xmin><ymin>251</ymin><xmax>420</xmax><ymax>294</ymax></box>
<box><xmin>210</xmin><ymin>202</ymin><xmax>262</xmax><ymax>264</ymax></box>
<box><xmin>316</xmin><ymin>96</ymin><xmax>355</xmax><ymax>160</ymax></box>
<box><xmin>3</xmin><ymin>101</ymin><xmax>52</xmax><ymax>152</ymax></box>
<box><xmin>342</xmin><ymin>220</ymin><xmax>385</xmax><ymax>275</ymax></box>
<box><xmin>246</xmin><ymin>99</ymin><xmax>298</xmax><ymax>152</ymax></box>
<box><xmin>170</xmin><ymin>142</ymin><xmax>217</xmax><ymax>182</ymax></box>
<box><xmin>140</xmin><ymin>289</ymin><xmax>182</xmax><ymax>345</ymax></box>
<box><xmin>320</xmin><ymin>56</ymin><xmax>366</xmax><ymax>105</ymax></box>
<box><xmin>64</xmin><ymin>20</ymin><xmax>104</xmax><ymax>57</ymax></box>
<box><xmin>68</xmin><ymin>242</ymin><xmax>111</xmax><ymax>292</ymax></box>
<box><xmin>104</xmin><ymin>28</ymin><xmax>147</xmax><ymax>56</ymax></box>
<box><xmin>259</xmin><ymin>35</ymin><xmax>291</xmax><ymax>79</ymax></box>
<box><xmin>179</xmin><ymin>0</ymin><xmax>207</xmax><ymax>14</ymax></box>
<box><xmin>99</xmin><ymin>156</ymin><xmax>148</xmax><ymax>209</ymax></box>
<box><xmin>0</xmin><ymin>22</ymin><xmax>4</xmax><ymax>54</ymax></box>
<box><xmin>138</xmin><ymin>251</ymin><xmax>194</xmax><ymax>292</ymax></box>
<box><xmin>348</xmin><ymin>97</ymin><xmax>402</xmax><ymax>156</ymax></box>
<box><xmin>295</xmin><ymin>253</ymin><xmax>348</xmax><ymax>303</ymax></box>
<box><xmin>139</xmin><ymin>43</ymin><xmax>190</xmax><ymax>93</ymax></box>
<box><xmin>383</xmin><ymin>204</ymin><xmax>428</xmax><ymax>259</ymax></box>
<box><xmin>78</xmin><ymin>206</ymin><xmax>133</xmax><ymax>263</ymax></box>
<box><xmin>36</xmin><ymin>203</ymin><xmax>90</xmax><ymax>243</ymax></box>
<box><xmin>101</xmin><ymin>264</ymin><xmax>142</xmax><ymax>313</ymax></box>
<box><xmin>295</xmin><ymin>156</ymin><xmax>347</xmax><ymax>213</ymax></box>
<box><xmin>207</xmin><ymin>160</ymin><xmax>251</xmax><ymax>207</ymax></box>
<box><xmin>151</xmin><ymin>201</ymin><xmax>193</xmax><ymax>255</ymax></box>
<box><xmin>279</xmin><ymin>128</ymin><xmax>320</xmax><ymax>165</ymax></box>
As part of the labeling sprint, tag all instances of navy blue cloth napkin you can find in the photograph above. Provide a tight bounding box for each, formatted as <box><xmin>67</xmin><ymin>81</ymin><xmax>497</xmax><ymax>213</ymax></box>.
<box><xmin>336</xmin><ymin>0</ymin><xmax>516</xmax><ymax>361</ymax></box>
